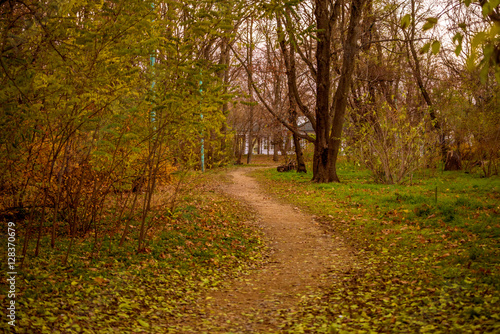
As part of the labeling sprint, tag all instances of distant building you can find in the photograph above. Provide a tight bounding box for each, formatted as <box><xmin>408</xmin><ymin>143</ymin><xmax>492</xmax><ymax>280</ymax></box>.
<box><xmin>240</xmin><ymin>118</ymin><xmax>315</xmax><ymax>155</ymax></box>
<box><xmin>298</xmin><ymin>119</ymin><xmax>315</xmax><ymax>135</ymax></box>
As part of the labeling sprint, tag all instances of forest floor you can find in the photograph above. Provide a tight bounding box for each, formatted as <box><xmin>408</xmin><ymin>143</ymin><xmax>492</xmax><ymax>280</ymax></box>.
<box><xmin>4</xmin><ymin>156</ymin><xmax>499</xmax><ymax>333</ymax></box>
<box><xmin>193</xmin><ymin>167</ymin><xmax>354</xmax><ymax>332</ymax></box>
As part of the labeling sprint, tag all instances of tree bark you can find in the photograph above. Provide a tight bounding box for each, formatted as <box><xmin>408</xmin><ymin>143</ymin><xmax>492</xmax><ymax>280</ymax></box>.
<box><xmin>217</xmin><ymin>36</ymin><xmax>231</xmax><ymax>166</ymax></box>
<box><xmin>235</xmin><ymin>131</ymin><xmax>243</xmax><ymax>165</ymax></box>
<box><xmin>312</xmin><ymin>0</ymin><xmax>334</xmax><ymax>182</ymax></box>
<box><xmin>246</xmin><ymin>18</ymin><xmax>254</xmax><ymax>164</ymax></box>
<box><xmin>278</xmin><ymin>12</ymin><xmax>307</xmax><ymax>173</ymax></box>
<box><xmin>272</xmin><ymin>132</ymin><xmax>279</xmax><ymax>162</ymax></box>
<box><xmin>292</xmin><ymin>132</ymin><xmax>307</xmax><ymax>172</ymax></box>
<box><xmin>312</xmin><ymin>0</ymin><xmax>366</xmax><ymax>182</ymax></box>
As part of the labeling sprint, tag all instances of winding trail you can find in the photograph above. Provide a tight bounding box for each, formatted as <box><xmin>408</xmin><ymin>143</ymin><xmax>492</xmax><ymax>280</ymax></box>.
<box><xmin>199</xmin><ymin>168</ymin><xmax>353</xmax><ymax>333</ymax></box>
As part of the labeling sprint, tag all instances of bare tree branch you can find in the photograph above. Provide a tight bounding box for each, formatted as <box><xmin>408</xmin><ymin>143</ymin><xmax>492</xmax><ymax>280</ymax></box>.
<box><xmin>229</xmin><ymin>43</ymin><xmax>315</xmax><ymax>143</ymax></box>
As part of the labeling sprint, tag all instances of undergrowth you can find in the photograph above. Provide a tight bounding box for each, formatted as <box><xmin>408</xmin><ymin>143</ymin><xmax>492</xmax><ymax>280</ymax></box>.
<box><xmin>255</xmin><ymin>160</ymin><xmax>500</xmax><ymax>333</ymax></box>
<box><xmin>0</xmin><ymin>171</ymin><xmax>263</xmax><ymax>333</ymax></box>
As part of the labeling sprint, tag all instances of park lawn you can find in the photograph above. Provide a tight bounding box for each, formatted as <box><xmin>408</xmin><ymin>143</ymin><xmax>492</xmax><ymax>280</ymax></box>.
<box><xmin>0</xmin><ymin>171</ymin><xmax>264</xmax><ymax>334</ymax></box>
<box><xmin>255</xmin><ymin>161</ymin><xmax>500</xmax><ymax>333</ymax></box>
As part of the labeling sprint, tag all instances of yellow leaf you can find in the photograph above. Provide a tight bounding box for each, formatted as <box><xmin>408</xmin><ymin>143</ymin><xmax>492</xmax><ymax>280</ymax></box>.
<box><xmin>137</xmin><ymin>319</ymin><xmax>149</xmax><ymax>327</ymax></box>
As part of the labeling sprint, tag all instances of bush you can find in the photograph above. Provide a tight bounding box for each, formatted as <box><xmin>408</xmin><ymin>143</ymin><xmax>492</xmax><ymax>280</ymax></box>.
<box><xmin>347</xmin><ymin>103</ymin><xmax>438</xmax><ymax>184</ymax></box>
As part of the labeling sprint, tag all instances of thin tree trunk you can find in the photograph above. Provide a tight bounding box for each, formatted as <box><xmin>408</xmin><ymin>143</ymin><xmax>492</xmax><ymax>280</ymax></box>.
<box><xmin>279</xmin><ymin>9</ymin><xmax>307</xmax><ymax>173</ymax></box>
<box><xmin>246</xmin><ymin>18</ymin><xmax>254</xmax><ymax>165</ymax></box>
<box><xmin>217</xmin><ymin>36</ymin><xmax>231</xmax><ymax>166</ymax></box>
<box><xmin>292</xmin><ymin>133</ymin><xmax>307</xmax><ymax>172</ymax></box>
<box><xmin>235</xmin><ymin>134</ymin><xmax>244</xmax><ymax>165</ymax></box>
<box><xmin>407</xmin><ymin>0</ymin><xmax>449</xmax><ymax>168</ymax></box>
<box><xmin>273</xmin><ymin>133</ymin><xmax>279</xmax><ymax>162</ymax></box>
<box><xmin>119</xmin><ymin>191</ymin><xmax>140</xmax><ymax>247</ymax></box>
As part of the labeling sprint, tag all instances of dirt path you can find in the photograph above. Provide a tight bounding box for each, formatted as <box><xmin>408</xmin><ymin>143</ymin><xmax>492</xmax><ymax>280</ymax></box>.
<box><xmin>198</xmin><ymin>168</ymin><xmax>353</xmax><ymax>333</ymax></box>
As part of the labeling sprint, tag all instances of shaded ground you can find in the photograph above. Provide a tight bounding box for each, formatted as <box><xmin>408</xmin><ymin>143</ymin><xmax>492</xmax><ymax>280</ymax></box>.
<box><xmin>193</xmin><ymin>168</ymin><xmax>354</xmax><ymax>333</ymax></box>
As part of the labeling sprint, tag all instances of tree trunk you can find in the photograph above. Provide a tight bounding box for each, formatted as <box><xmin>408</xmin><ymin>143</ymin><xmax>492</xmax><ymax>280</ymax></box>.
<box><xmin>312</xmin><ymin>0</ymin><xmax>366</xmax><ymax>182</ymax></box>
<box><xmin>273</xmin><ymin>132</ymin><xmax>279</xmax><ymax>162</ymax></box>
<box><xmin>311</xmin><ymin>0</ymin><xmax>334</xmax><ymax>182</ymax></box>
<box><xmin>292</xmin><ymin>133</ymin><xmax>307</xmax><ymax>172</ymax></box>
<box><xmin>235</xmin><ymin>134</ymin><xmax>243</xmax><ymax>165</ymax></box>
<box><xmin>246</xmin><ymin>18</ymin><xmax>254</xmax><ymax>165</ymax></box>
<box><xmin>218</xmin><ymin>36</ymin><xmax>231</xmax><ymax>166</ymax></box>
<box><xmin>281</xmin><ymin>9</ymin><xmax>307</xmax><ymax>174</ymax></box>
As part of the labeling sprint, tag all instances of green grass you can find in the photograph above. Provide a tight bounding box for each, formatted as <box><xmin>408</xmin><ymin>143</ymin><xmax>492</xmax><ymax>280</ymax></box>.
<box><xmin>254</xmin><ymin>161</ymin><xmax>500</xmax><ymax>333</ymax></box>
<box><xmin>0</xmin><ymin>173</ymin><xmax>264</xmax><ymax>333</ymax></box>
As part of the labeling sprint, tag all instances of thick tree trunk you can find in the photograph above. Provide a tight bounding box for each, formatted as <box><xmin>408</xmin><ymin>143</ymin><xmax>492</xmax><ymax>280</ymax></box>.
<box><xmin>312</xmin><ymin>0</ymin><xmax>366</xmax><ymax>182</ymax></box>
<box><xmin>311</xmin><ymin>0</ymin><xmax>332</xmax><ymax>182</ymax></box>
<box><xmin>328</xmin><ymin>0</ymin><xmax>365</xmax><ymax>181</ymax></box>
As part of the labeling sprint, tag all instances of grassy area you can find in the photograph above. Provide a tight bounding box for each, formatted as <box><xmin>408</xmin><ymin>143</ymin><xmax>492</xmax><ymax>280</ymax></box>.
<box><xmin>234</xmin><ymin>154</ymin><xmax>286</xmax><ymax>167</ymax></box>
<box><xmin>3</xmin><ymin>158</ymin><xmax>498</xmax><ymax>333</ymax></box>
<box><xmin>254</xmin><ymin>160</ymin><xmax>500</xmax><ymax>333</ymax></box>
<box><xmin>0</xmin><ymin>171</ymin><xmax>264</xmax><ymax>333</ymax></box>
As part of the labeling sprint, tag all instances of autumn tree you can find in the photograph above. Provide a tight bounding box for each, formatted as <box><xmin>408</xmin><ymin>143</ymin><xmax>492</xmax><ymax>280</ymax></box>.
<box><xmin>281</xmin><ymin>0</ymin><xmax>369</xmax><ymax>182</ymax></box>
<box><xmin>431</xmin><ymin>0</ymin><xmax>500</xmax><ymax>175</ymax></box>
<box><xmin>233</xmin><ymin>0</ymin><xmax>368</xmax><ymax>181</ymax></box>
<box><xmin>0</xmin><ymin>0</ymin><xmax>238</xmax><ymax>256</ymax></box>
